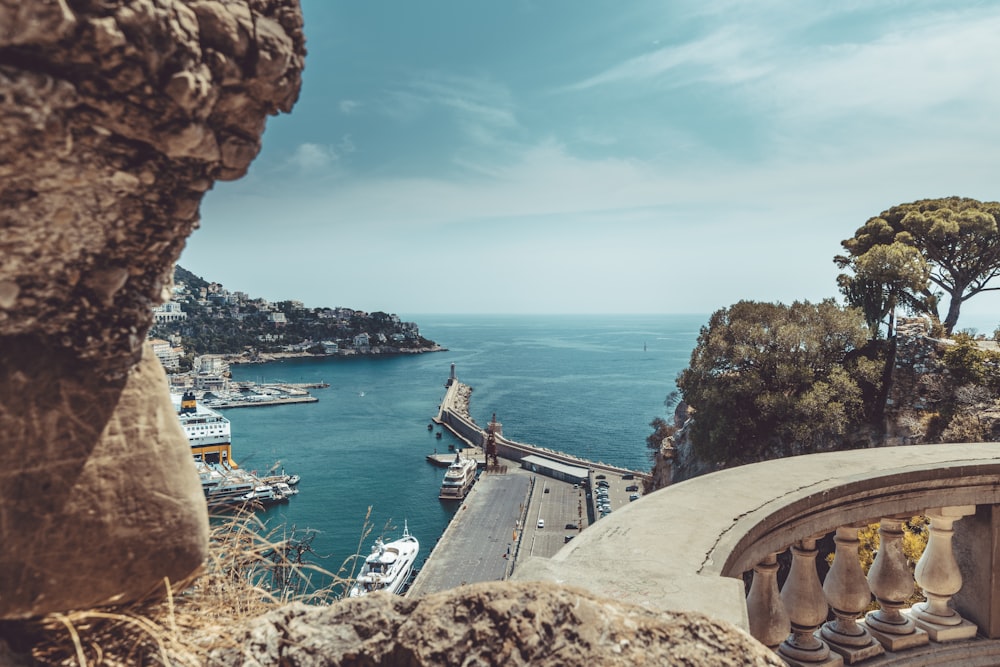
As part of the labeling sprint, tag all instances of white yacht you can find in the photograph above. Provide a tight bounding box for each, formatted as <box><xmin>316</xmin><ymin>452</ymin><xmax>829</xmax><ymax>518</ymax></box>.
<box><xmin>240</xmin><ymin>484</ymin><xmax>289</xmax><ymax>505</ymax></box>
<box><xmin>438</xmin><ymin>449</ymin><xmax>477</xmax><ymax>500</ymax></box>
<box><xmin>347</xmin><ymin>523</ymin><xmax>419</xmax><ymax>598</ymax></box>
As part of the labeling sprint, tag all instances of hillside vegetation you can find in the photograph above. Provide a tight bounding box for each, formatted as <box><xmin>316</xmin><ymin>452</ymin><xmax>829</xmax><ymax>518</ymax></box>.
<box><xmin>151</xmin><ymin>266</ymin><xmax>439</xmax><ymax>365</ymax></box>
<box><xmin>651</xmin><ymin>197</ymin><xmax>1000</xmax><ymax>479</ymax></box>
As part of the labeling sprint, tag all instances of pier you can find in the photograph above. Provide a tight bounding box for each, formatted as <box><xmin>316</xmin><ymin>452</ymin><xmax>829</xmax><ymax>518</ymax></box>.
<box><xmin>433</xmin><ymin>370</ymin><xmax>651</xmax><ymax>484</ymax></box>
<box><xmin>210</xmin><ymin>395</ymin><xmax>318</xmax><ymax>409</ymax></box>
<box><xmin>407</xmin><ymin>367</ymin><xmax>649</xmax><ymax>598</ymax></box>
<box><xmin>194</xmin><ymin>382</ymin><xmax>322</xmax><ymax>409</ymax></box>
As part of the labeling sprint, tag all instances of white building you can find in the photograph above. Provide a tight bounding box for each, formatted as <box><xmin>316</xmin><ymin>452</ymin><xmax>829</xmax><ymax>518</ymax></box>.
<box><xmin>152</xmin><ymin>301</ymin><xmax>187</xmax><ymax>322</ymax></box>
<box><xmin>194</xmin><ymin>354</ymin><xmax>229</xmax><ymax>375</ymax></box>
<box><xmin>150</xmin><ymin>338</ymin><xmax>180</xmax><ymax>370</ymax></box>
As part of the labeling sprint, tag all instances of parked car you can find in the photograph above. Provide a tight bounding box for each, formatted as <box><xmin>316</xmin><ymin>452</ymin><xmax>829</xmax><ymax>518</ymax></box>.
<box><xmin>564</xmin><ymin>535</ymin><xmax>575</xmax><ymax>543</ymax></box>
<box><xmin>626</xmin><ymin>484</ymin><xmax>639</xmax><ymax>492</ymax></box>
<box><xmin>596</xmin><ymin>474</ymin><xmax>606</xmax><ymax>479</ymax></box>
<box><xmin>629</xmin><ymin>494</ymin><xmax>640</xmax><ymax>501</ymax></box>
<box><xmin>622</xmin><ymin>473</ymin><xmax>634</xmax><ymax>480</ymax></box>
<box><xmin>565</xmin><ymin>523</ymin><xmax>578</xmax><ymax>530</ymax></box>
<box><xmin>537</xmin><ymin>519</ymin><xmax>544</xmax><ymax>528</ymax></box>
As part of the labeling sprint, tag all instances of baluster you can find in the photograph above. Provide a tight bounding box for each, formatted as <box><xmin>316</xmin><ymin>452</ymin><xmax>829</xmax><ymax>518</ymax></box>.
<box><xmin>909</xmin><ymin>506</ymin><xmax>977</xmax><ymax>641</ymax></box>
<box><xmin>821</xmin><ymin>525</ymin><xmax>883</xmax><ymax>663</ymax></box>
<box><xmin>864</xmin><ymin>517</ymin><xmax>928</xmax><ymax>651</ymax></box>
<box><xmin>746</xmin><ymin>552</ymin><xmax>790</xmax><ymax>650</ymax></box>
<box><xmin>779</xmin><ymin>537</ymin><xmax>842</xmax><ymax>666</ymax></box>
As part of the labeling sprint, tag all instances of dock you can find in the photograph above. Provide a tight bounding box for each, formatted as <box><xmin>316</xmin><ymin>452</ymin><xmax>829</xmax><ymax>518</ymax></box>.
<box><xmin>407</xmin><ymin>366</ymin><xmax>647</xmax><ymax>598</ymax></box>
<box><xmin>197</xmin><ymin>381</ymin><xmax>322</xmax><ymax>409</ymax></box>
<box><xmin>408</xmin><ymin>469</ymin><xmax>530</xmax><ymax>596</ymax></box>
<box><xmin>433</xmin><ymin>370</ymin><xmax>651</xmax><ymax>484</ymax></box>
<box><xmin>210</xmin><ymin>395</ymin><xmax>318</xmax><ymax>409</ymax></box>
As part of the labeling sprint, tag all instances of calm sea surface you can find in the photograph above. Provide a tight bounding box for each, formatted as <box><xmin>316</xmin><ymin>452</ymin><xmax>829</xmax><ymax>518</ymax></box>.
<box><xmin>224</xmin><ymin>314</ymin><xmax>705</xmax><ymax>585</ymax></box>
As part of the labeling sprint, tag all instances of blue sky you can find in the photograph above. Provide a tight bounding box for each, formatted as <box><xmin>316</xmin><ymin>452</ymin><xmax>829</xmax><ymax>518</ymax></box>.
<box><xmin>180</xmin><ymin>0</ymin><xmax>1000</xmax><ymax>326</ymax></box>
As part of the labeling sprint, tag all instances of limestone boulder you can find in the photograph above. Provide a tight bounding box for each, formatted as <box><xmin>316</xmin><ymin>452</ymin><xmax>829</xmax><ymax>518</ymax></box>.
<box><xmin>0</xmin><ymin>341</ymin><xmax>209</xmax><ymax>618</ymax></box>
<box><xmin>206</xmin><ymin>582</ymin><xmax>782</xmax><ymax>667</ymax></box>
<box><xmin>0</xmin><ymin>0</ymin><xmax>304</xmax><ymax>619</ymax></box>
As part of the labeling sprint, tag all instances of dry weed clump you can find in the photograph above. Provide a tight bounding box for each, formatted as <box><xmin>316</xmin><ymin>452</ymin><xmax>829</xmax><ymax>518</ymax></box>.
<box><xmin>6</xmin><ymin>509</ymin><xmax>348</xmax><ymax>666</ymax></box>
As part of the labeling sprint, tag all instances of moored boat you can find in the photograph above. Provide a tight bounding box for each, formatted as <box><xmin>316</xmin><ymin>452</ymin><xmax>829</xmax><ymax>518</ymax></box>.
<box><xmin>173</xmin><ymin>390</ymin><xmax>300</xmax><ymax>507</ymax></box>
<box><xmin>347</xmin><ymin>522</ymin><xmax>419</xmax><ymax>597</ymax></box>
<box><xmin>438</xmin><ymin>449</ymin><xmax>477</xmax><ymax>500</ymax></box>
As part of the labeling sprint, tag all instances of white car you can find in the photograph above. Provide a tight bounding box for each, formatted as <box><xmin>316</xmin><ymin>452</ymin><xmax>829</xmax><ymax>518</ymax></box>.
<box><xmin>537</xmin><ymin>519</ymin><xmax>545</xmax><ymax>528</ymax></box>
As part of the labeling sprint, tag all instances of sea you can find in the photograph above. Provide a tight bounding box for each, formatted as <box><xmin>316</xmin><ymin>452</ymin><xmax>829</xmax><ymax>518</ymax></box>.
<box><xmin>224</xmin><ymin>313</ymin><xmax>706</xmax><ymax>589</ymax></box>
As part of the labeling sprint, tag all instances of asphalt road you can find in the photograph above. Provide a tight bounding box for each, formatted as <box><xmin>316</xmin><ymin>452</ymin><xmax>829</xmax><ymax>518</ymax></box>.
<box><xmin>407</xmin><ymin>464</ymin><xmax>637</xmax><ymax>597</ymax></box>
<box><xmin>408</xmin><ymin>471</ymin><xmax>531</xmax><ymax>597</ymax></box>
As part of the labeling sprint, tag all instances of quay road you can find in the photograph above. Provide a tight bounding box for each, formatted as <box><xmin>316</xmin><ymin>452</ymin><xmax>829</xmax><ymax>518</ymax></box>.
<box><xmin>406</xmin><ymin>464</ymin><xmax>593</xmax><ymax>598</ymax></box>
<box><xmin>407</xmin><ymin>469</ymin><xmax>531</xmax><ymax>597</ymax></box>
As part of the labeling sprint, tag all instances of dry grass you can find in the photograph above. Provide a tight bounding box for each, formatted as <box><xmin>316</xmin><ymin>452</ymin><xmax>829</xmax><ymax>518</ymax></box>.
<box><xmin>11</xmin><ymin>508</ymin><xmax>360</xmax><ymax>666</ymax></box>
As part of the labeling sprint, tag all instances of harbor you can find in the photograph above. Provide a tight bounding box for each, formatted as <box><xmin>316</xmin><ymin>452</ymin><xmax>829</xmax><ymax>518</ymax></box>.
<box><xmin>406</xmin><ymin>366</ymin><xmax>649</xmax><ymax>597</ymax></box>
<box><xmin>207</xmin><ymin>318</ymin><xmax>688</xmax><ymax>602</ymax></box>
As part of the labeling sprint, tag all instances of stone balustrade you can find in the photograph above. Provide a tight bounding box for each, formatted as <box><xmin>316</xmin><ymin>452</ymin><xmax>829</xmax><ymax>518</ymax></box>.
<box><xmin>513</xmin><ymin>443</ymin><xmax>1000</xmax><ymax>665</ymax></box>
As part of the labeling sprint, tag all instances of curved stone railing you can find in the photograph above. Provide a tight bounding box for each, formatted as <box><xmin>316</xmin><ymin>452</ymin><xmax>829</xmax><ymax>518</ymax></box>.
<box><xmin>513</xmin><ymin>443</ymin><xmax>1000</xmax><ymax>665</ymax></box>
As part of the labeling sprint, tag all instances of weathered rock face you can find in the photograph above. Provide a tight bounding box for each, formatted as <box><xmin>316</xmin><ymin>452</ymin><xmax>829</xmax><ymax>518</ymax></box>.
<box><xmin>0</xmin><ymin>0</ymin><xmax>304</xmax><ymax>619</ymax></box>
<box><xmin>0</xmin><ymin>0</ymin><xmax>304</xmax><ymax>375</ymax></box>
<box><xmin>206</xmin><ymin>582</ymin><xmax>783</xmax><ymax>667</ymax></box>
<box><xmin>0</xmin><ymin>341</ymin><xmax>210</xmax><ymax>618</ymax></box>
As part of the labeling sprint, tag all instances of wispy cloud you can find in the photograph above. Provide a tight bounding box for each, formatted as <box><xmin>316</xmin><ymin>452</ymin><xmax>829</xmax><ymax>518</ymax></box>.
<box><xmin>283</xmin><ymin>137</ymin><xmax>355</xmax><ymax>173</ymax></box>
<box><xmin>562</xmin><ymin>25</ymin><xmax>770</xmax><ymax>92</ymax></box>
<box><xmin>764</xmin><ymin>11</ymin><xmax>1000</xmax><ymax>123</ymax></box>
<box><xmin>339</xmin><ymin>99</ymin><xmax>360</xmax><ymax>114</ymax></box>
<box><xmin>378</xmin><ymin>71</ymin><xmax>518</xmax><ymax>147</ymax></box>
<box><xmin>408</xmin><ymin>72</ymin><xmax>517</xmax><ymax>128</ymax></box>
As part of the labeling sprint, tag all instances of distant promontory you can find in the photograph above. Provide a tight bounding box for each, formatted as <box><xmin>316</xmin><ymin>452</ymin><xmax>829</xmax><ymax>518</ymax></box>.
<box><xmin>149</xmin><ymin>266</ymin><xmax>443</xmax><ymax>371</ymax></box>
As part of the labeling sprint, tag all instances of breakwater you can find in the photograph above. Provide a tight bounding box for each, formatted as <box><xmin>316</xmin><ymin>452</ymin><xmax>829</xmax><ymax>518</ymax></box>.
<box><xmin>433</xmin><ymin>374</ymin><xmax>652</xmax><ymax>483</ymax></box>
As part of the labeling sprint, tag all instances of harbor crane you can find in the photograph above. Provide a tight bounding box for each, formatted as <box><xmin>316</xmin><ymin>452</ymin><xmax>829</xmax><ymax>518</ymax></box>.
<box><xmin>485</xmin><ymin>412</ymin><xmax>503</xmax><ymax>472</ymax></box>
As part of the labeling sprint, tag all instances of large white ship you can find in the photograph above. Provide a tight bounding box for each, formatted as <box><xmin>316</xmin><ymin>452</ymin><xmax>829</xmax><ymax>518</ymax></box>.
<box><xmin>347</xmin><ymin>523</ymin><xmax>419</xmax><ymax>598</ymax></box>
<box><xmin>173</xmin><ymin>391</ymin><xmax>292</xmax><ymax>506</ymax></box>
<box><xmin>438</xmin><ymin>449</ymin><xmax>478</xmax><ymax>500</ymax></box>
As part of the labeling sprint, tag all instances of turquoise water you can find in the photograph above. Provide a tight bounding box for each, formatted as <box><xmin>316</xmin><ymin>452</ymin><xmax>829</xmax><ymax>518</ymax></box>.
<box><xmin>225</xmin><ymin>314</ymin><xmax>704</xmax><ymax>584</ymax></box>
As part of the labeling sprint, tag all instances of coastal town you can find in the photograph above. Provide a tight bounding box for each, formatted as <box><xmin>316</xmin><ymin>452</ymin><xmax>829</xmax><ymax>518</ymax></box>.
<box><xmin>148</xmin><ymin>265</ymin><xmax>443</xmax><ymax>397</ymax></box>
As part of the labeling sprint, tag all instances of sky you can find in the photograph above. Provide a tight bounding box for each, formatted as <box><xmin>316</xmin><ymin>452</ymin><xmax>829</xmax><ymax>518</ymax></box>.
<box><xmin>179</xmin><ymin>0</ymin><xmax>1000</xmax><ymax>325</ymax></box>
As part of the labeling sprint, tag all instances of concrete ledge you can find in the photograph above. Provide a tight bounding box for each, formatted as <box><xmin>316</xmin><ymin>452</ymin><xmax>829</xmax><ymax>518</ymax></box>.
<box><xmin>512</xmin><ymin>443</ymin><xmax>1000</xmax><ymax>632</ymax></box>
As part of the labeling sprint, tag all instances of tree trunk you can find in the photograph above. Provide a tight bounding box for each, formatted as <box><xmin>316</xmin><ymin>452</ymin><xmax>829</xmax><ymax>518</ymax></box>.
<box><xmin>943</xmin><ymin>293</ymin><xmax>963</xmax><ymax>334</ymax></box>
